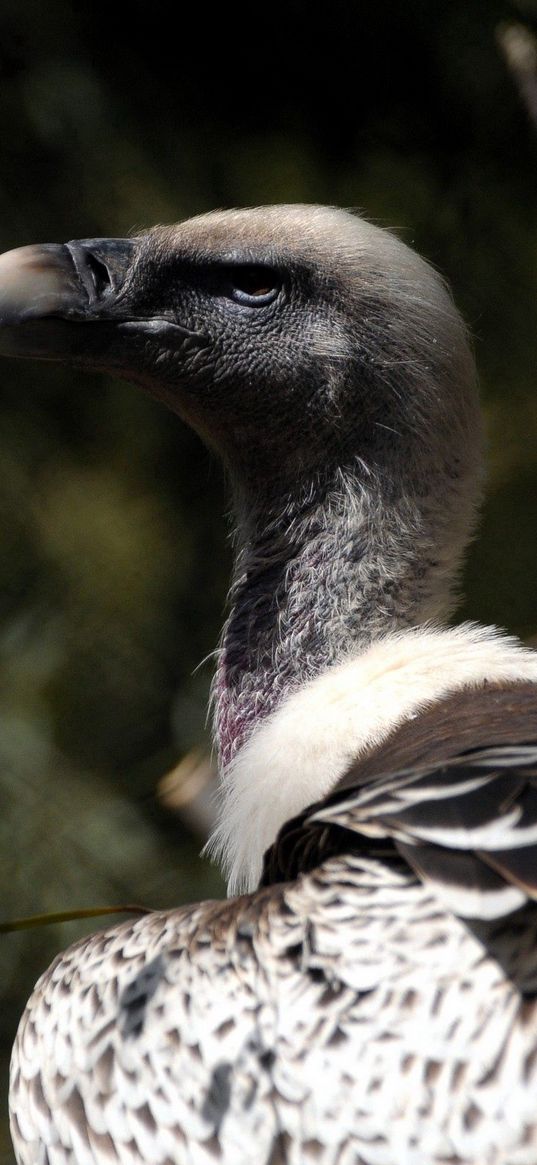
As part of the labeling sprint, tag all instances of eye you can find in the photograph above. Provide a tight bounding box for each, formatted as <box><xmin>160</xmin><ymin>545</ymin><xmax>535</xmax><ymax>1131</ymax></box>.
<box><xmin>225</xmin><ymin>264</ymin><xmax>282</xmax><ymax>306</ymax></box>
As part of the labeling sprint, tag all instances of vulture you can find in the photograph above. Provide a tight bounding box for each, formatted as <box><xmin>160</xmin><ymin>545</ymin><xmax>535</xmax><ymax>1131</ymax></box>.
<box><xmin>3</xmin><ymin>205</ymin><xmax>537</xmax><ymax>1165</ymax></box>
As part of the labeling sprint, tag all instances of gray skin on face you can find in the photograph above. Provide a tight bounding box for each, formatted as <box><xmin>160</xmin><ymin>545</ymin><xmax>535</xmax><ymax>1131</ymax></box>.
<box><xmin>0</xmin><ymin>205</ymin><xmax>482</xmax><ymax>765</ymax></box>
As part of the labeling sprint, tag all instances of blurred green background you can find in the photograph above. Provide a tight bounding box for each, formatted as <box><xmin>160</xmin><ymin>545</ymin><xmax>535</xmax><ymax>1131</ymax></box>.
<box><xmin>1</xmin><ymin>1</ymin><xmax>537</xmax><ymax>1158</ymax></box>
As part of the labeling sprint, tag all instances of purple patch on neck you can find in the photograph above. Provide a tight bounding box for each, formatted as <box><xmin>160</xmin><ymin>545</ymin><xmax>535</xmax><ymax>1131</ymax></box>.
<box><xmin>214</xmin><ymin>653</ymin><xmax>280</xmax><ymax>769</ymax></box>
<box><xmin>214</xmin><ymin>673</ymin><xmax>252</xmax><ymax>769</ymax></box>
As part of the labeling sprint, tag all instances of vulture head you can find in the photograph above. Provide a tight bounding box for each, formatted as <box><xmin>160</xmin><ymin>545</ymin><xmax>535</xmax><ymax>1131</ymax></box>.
<box><xmin>0</xmin><ymin>205</ymin><xmax>480</xmax><ymax>489</ymax></box>
<box><xmin>0</xmin><ymin>205</ymin><xmax>487</xmax><ymax>888</ymax></box>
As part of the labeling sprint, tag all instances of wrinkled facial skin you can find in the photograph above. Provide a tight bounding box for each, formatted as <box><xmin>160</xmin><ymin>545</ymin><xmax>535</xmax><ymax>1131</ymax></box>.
<box><xmin>114</xmin><ymin>233</ymin><xmax>357</xmax><ymax>472</ymax></box>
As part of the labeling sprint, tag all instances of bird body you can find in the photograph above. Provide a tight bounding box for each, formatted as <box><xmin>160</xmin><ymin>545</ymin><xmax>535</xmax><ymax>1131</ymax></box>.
<box><xmin>12</xmin><ymin>738</ymin><xmax>537</xmax><ymax>1165</ymax></box>
<box><xmin>2</xmin><ymin>206</ymin><xmax>537</xmax><ymax>1165</ymax></box>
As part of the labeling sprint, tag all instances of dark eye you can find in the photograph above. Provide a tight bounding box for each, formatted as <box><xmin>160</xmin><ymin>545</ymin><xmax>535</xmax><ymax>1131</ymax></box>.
<box><xmin>225</xmin><ymin>265</ymin><xmax>281</xmax><ymax>306</ymax></box>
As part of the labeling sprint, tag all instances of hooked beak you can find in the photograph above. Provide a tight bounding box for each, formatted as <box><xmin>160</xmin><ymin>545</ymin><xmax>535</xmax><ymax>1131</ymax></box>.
<box><xmin>0</xmin><ymin>238</ymin><xmax>138</xmax><ymax>362</ymax></box>
<box><xmin>0</xmin><ymin>236</ymin><xmax>205</xmax><ymax>373</ymax></box>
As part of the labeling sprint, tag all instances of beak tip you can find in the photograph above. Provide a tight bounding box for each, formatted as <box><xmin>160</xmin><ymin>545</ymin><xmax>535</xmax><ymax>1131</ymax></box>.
<box><xmin>0</xmin><ymin>245</ymin><xmax>75</xmax><ymax>325</ymax></box>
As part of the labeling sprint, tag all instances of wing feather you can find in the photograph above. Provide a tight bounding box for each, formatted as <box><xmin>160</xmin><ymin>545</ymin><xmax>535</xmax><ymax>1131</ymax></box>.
<box><xmin>305</xmin><ymin>744</ymin><xmax>537</xmax><ymax>919</ymax></box>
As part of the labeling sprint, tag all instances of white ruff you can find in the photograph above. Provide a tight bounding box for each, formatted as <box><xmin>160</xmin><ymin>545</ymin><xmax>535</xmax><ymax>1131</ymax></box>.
<box><xmin>208</xmin><ymin>624</ymin><xmax>537</xmax><ymax>894</ymax></box>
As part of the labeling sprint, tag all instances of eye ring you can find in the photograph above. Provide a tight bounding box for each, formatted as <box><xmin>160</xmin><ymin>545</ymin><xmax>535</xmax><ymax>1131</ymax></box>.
<box><xmin>225</xmin><ymin>264</ymin><xmax>282</xmax><ymax>307</ymax></box>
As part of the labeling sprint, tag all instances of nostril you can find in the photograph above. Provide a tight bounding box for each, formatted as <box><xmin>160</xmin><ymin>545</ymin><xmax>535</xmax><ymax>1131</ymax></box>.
<box><xmin>66</xmin><ymin>238</ymin><xmax>135</xmax><ymax>309</ymax></box>
<box><xmin>85</xmin><ymin>251</ymin><xmax>112</xmax><ymax>299</ymax></box>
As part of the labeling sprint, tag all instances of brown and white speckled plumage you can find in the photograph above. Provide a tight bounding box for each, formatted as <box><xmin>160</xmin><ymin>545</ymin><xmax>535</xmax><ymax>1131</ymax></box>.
<box><xmin>12</xmin><ymin>837</ymin><xmax>537</xmax><ymax>1165</ymax></box>
<box><xmin>3</xmin><ymin>206</ymin><xmax>537</xmax><ymax>1165</ymax></box>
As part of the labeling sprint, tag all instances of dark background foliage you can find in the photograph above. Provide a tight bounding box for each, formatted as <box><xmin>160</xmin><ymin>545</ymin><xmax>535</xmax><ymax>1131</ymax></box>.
<box><xmin>1</xmin><ymin>2</ymin><xmax>537</xmax><ymax>1157</ymax></box>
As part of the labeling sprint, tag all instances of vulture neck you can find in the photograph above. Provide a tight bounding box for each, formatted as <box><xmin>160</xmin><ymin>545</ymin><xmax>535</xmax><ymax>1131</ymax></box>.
<box><xmin>214</xmin><ymin>454</ymin><xmax>464</xmax><ymax>769</ymax></box>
